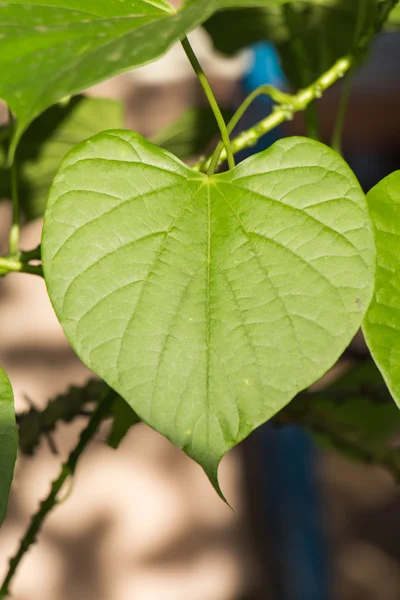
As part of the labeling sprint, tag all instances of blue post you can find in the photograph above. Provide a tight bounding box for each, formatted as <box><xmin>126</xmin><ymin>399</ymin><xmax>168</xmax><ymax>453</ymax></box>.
<box><xmin>239</xmin><ymin>42</ymin><xmax>332</xmax><ymax>600</ymax></box>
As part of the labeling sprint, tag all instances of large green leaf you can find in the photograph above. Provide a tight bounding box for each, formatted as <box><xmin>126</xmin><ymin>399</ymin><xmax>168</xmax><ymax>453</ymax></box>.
<box><xmin>0</xmin><ymin>367</ymin><xmax>17</xmax><ymax>526</ymax></box>
<box><xmin>363</xmin><ymin>171</ymin><xmax>400</xmax><ymax>406</ymax></box>
<box><xmin>0</xmin><ymin>0</ymin><xmax>287</xmax><ymax>156</ymax></box>
<box><xmin>42</xmin><ymin>131</ymin><xmax>375</xmax><ymax>490</ymax></box>
<box><xmin>0</xmin><ymin>96</ymin><xmax>123</xmax><ymax>221</ymax></box>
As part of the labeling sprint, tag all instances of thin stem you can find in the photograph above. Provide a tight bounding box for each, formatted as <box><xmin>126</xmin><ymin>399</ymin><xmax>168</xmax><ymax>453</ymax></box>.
<box><xmin>180</xmin><ymin>37</ymin><xmax>235</xmax><ymax>173</ymax></box>
<box><xmin>207</xmin><ymin>85</ymin><xmax>293</xmax><ymax>174</ymax></box>
<box><xmin>331</xmin><ymin>74</ymin><xmax>353</xmax><ymax>154</ymax></box>
<box><xmin>194</xmin><ymin>0</ymin><xmax>396</xmax><ymax>173</ymax></box>
<box><xmin>331</xmin><ymin>0</ymin><xmax>367</xmax><ymax>154</ymax></box>
<box><xmin>283</xmin><ymin>4</ymin><xmax>322</xmax><ymax>142</ymax></box>
<box><xmin>17</xmin><ymin>379</ymin><xmax>110</xmax><ymax>456</ymax></box>
<box><xmin>303</xmin><ymin>102</ymin><xmax>321</xmax><ymax>141</ymax></box>
<box><xmin>0</xmin><ymin>390</ymin><xmax>115</xmax><ymax>599</ymax></box>
<box><xmin>0</xmin><ymin>256</ymin><xmax>43</xmax><ymax>277</ymax></box>
<box><xmin>7</xmin><ymin>109</ymin><xmax>19</xmax><ymax>255</ymax></box>
<box><xmin>195</xmin><ymin>56</ymin><xmax>352</xmax><ymax>173</ymax></box>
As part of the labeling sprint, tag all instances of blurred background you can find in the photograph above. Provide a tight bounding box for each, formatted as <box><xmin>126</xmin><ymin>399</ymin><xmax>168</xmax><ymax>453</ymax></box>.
<box><xmin>1</xmin><ymin>1</ymin><xmax>400</xmax><ymax>598</ymax></box>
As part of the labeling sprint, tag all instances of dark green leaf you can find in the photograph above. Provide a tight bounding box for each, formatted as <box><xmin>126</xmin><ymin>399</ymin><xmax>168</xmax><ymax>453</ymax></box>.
<box><xmin>309</xmin><ymin>362</ymin><xmax>398</xmax><ymax>443</ymax></box>
<box><xmin>152</xmin><ymin>107</ymin><xmax>234</xmax><ymax>161</ymax></box>
<box><xmin>279</xmin><ymin>0</ymin><xmax>380</xmax><ymax>88</ymax></box>
<box><xmin>108</xmin><ymin>397</ymin><xmax>140</xmax><ymax>449</ymax></box>
<box><xmin>42</xmin><ymin>131</ymin><xmax>375</xmax><ymax>492</ymax></box>
<box><xmin>204</xmin><ymin>0</ymin><xmax>381</xmax><ymax>87</ymax></box>
<box><xmin>294</xmin><ymin>361</ymin><xmax>400</xmax><ymax>470</ymax></box>
<box><xmin>204</xmin><ymin>6</ymin><xmax>289</xmax><ymax>55</ymax></box>
<box><xmin>0</xmin><ymin>366</ymin><xmax>17</xmax><ymax>526</ymax></box>
<box><xmin>0</xmin><ymin>96</ymin><xmax>123</xmax><ymax>221</ymax></box>
<box><xmin>17</xmin><ymin>378</ymin><xmax>109</xmax><ymax>455</ymax></box>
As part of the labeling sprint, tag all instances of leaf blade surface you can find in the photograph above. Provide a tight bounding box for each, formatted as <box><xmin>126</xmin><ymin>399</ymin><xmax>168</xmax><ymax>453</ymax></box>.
<box><xmin>363</xmin><ymin>171</ymin><xmax>400</xmax><ymax>406</ymax></box>
<box><xmin>0</xmin><ymin>367</ymin><xmax>17</xmax><ymax>526</ymax></box>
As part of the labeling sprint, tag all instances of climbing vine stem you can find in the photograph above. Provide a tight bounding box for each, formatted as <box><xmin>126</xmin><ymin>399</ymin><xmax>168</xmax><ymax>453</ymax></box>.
<box><xmin>15</xmin><ymin>369</ymin><xmax>400</xmax><ymax>494</ymax></box>
<box><xmin>0</xmin><ymin>256</ymin><xmax>43</xmax><ymax>277</ymax></box>
<box><xmin>194</xmin><ymin>55</ymin><xmax>352</xmax><ymax>172</ymax></box>
<box><xmin>180</xmin><ymin>37</ymin><xmax>235</xmax><ymax>173</ymax></box>
<box><xmin>194</xmin><ymin>0</ymin><xmax>397</xmax><ymax>172</ymax></box>
<box><xmin>207</xmin><ymin>84</ymin><xmax>293</xmax><ymax>175</ymax></box>
<box><xmin>303</xmin><ymin>102</ymin><xmax>321</xmax><ymax>142</ymax></box>
<box><xmin>0</xmin><ymin>389</ymin><xmax>115</xmax><ymax>599</ymax></box>
<box><xmin>331</xmin><ymin>0</ymin><xmax>368</xmax><ymax>154</ymax></box>
<box><xmin>331</xmin><ymin>74</ymin><xmax>353</xmax><ymax>155</ymax></box>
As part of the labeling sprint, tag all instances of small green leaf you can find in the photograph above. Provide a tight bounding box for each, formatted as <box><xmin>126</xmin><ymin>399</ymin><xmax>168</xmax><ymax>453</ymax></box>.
<box><xmin>108</xmin><ymin>397</ymin><xmax>140</xmax><ymax>449</ymax></box>
<box><xmin>152</xmin><ymin>107</ymin><xmax>233</xmax><ymax>162</ymax></box>
<box><xmin>0</xmin><ymin>0</ymin><xmax>286</xmax><ymax>156</ymax></box>
<box><xmin>0</xmin><ymin>366</ymin><xmax>18</xmax><ymax>526</ymax></box>
<box><xmin>17</xmin><ymin>378</ymin><xmax>109</xmax><ymax>456</ymax></box>
<box><xmin>42</xmin><ymin>132</ymin><xmax>375</xmax><ymax>492</ymax></box>
<box><xmin>363</xmin><ymin>171</ymin><xmax>400</xmax><ymax>407</ymax></box>
<box><xmin>301</xmin><ymin>361</ymin><xmax>400</xmax><ymax>459</ymax></box>
<box><xmin>387</xmin><ymin>2</ymin><xmax>400</xmax><ymax>26</ymax></box>
<box><xmin>0</xmin><ymin>96</ymin><xmax>123</xmax><ymax>221</ymax></box>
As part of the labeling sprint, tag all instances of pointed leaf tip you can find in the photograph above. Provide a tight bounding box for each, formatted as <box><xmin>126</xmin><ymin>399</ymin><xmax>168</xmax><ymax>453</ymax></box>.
<box><xmin>42</xmin><ymin>132</ymin><xmax>375</xmax><ymax>494</ymax></box>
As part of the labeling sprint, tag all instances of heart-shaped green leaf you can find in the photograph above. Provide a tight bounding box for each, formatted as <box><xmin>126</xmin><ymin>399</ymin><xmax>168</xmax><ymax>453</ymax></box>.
<box><xmin>0</xmin><ymin>0</ymin><xmax>286</xmax><ymax>156</ymax></box>
<box><xmin>0</xmin><ymin>366</ymin><xmax>17</xmax><ymax>526</ymax></box>
<box><xmin>42</xmin><ymin>131</ymin><xmax>375</xmax><ymax>490</ymax></box>
<box><xmin>363</xmin><ymin>171</ymin><xmax>400</xmax><ymax>406</ymax></box>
